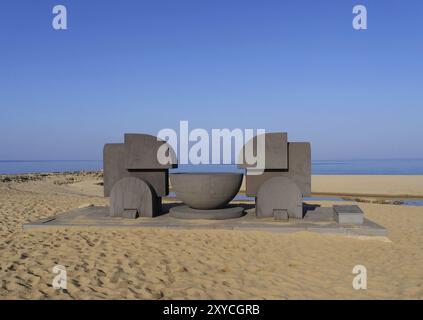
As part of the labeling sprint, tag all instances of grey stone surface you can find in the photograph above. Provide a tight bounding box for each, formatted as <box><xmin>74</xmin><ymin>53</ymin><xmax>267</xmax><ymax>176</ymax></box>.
<box><xmin>245</xmin><ymin>171</ymin><xmax>283</xmax><ymax>197</ymax></box>
<box><xmin>244</xmin><ymin>142</ymin><xmax>311</xmax><ymax>196</ymax></box>
<box><xmin>333</xmin><ymin>205</ymin><xmax>364</xmax><ymax>225</ymax></box>
<box><xmin>335</xmin><ymin>213</ymin><xmax>364</xmax><ymax>225</ymax></box>
<box><xmin>124</xmin><ymin>133</ymin><xmax>177</xmax><ymax>170</ymax></box>
<box><xmin>347</xmin><ymin>219</ymin><xmax>389</xmax><ymax>236</ymax></box>
<box><xmin>256</xmin><ymin>176</ymin><xmax>303</xmax><ymax>219</ymax></box>
<box><xmin>122</xmin><ymin>209</ymin><xmax>139</xmax><ymax>219</ymax></box>
<box><xmin>22</xmin><ymin>205</ymin><xmax>388</xmax><ymax>237</ymax></box>
<box><xmin>303</xmin><ymin>207</ymin><xmax>335</xmax><ymax>222</ymax></box>
<box><xmin>285</xmin><ymin>142</ymin><xmax>311</xmax><ymax>196</ymax></box>
<box><xmin>103</xmin><ymin>143</ymin><xmax>125</xmax><ymax>197</ymax></box>
<box><xmin>129</xmin><ymin>170</ymin><xmax>169</xmax><ymax>197</ymax></box>
<box><xmin>169</xmin><ymin>205</ymin><xmax>245</xmax><ymax>220</ymax></box>
<box><xmin>170</xmin><ymin>173</ymin><xmax>243</xmax><ymax>209</ymax></box>
<box><xmin>273</xmin><ymin>209</ymin><xmax>289</xmax><ymax>221</ymax></box>
<box><xmin>334</xmin><ymin>205</ymin><xmax>364</xmax><ymax>214</ymax></box>
<box><xmin>103</xmin><ymin>143</ymin><xmax>169</xmax><ymax>197</ymax></box>
<box><xmin>238</xmin><ymin>132</ymin><xmax>288</xmax><ymax>170</ymax></box>
<box><xmin>110</xmin><ymin>177</ymin><xmax>160</xmax><ymax>218</ymax></box>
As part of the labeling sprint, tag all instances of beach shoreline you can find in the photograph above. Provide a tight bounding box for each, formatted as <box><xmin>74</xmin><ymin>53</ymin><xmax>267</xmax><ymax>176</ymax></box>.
<box><xmin>2</xmin><ymin>171</ymin><xmax>423</xmax><ymax>200</ymax></box>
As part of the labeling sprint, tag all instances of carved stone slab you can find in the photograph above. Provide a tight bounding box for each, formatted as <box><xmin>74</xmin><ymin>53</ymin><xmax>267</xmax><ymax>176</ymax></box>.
<box><xmin>124</xmin><ymin>133</ymin><xmax>177</xmax><ymax>170</ymax></box>
<box><xmin>238</xmin><ymin>132</ymin><xmax>288</xmax><ymax>170</ymax></box>
<box><xmin>110</xmin><ymin>177</ymin><xmax>160</xmax><ymax>218</ymax></box>
<box><xmin>256</xmin><ymin>176</ymin><xmax>303</xmax><ymax>219</ymax></box>
<box><xmin>103</xmin><ymin>143</ymin><xmax>169</xmax><ymax>197</ymax></box>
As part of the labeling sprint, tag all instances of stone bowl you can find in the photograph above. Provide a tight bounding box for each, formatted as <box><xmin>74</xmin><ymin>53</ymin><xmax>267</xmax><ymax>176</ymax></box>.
<box><xmin>170</xmin><ymin>172</ymin><xmax>243</xmax><ymax>209</ymax></box>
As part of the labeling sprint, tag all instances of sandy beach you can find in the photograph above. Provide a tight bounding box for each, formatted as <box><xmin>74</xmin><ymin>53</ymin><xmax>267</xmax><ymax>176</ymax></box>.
<box><xmin>0</xmin><ymin>172</ymin><xmax>422</xmax><ymax>299</ymax></box>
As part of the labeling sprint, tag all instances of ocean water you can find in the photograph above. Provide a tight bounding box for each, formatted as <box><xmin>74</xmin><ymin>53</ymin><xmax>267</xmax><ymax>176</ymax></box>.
<box><xmin>1</xmin><ymin>159</ymin><xmax>422</xmax><ymax>206</ymax></box>
<box><xmin>174</xmin><ymin>159</ymin><xmax>423</xmax><ymax>175</ymax></box>
<box><xmin>312</xmin><ymin>159</ymin><xmax>423</xmax><ymax>175</ymax></box>
<box><xmin>1</xmin><ymin>159</ymin><xmax>423</xmax><ymax>175</ymax></box>
<box><xmin>0</xmin><ymin>160</ymin><xmax>102</xmax><ymax>174</ymax></box>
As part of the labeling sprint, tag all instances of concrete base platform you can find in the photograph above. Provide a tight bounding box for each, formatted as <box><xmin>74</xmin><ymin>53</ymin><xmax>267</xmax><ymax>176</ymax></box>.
<box><xmin>22</xmin><ymin>204</ymin><xmax>388</xmax><ymax>238</ymax></box>
<box><xmin>333</xmin><ymin>205</ymin><xmax>364</xmax><ymax>224</ymax></box>
<box><xmin>169</xmin><ymin>205</ymin><xmax>245</xmax><ymax>220</ymax></box>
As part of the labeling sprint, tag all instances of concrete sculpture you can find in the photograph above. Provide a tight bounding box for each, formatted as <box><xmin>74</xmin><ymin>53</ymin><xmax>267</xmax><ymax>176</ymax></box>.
<box><xmin>169</xmin><ymin>173</ymin><xmax>245</xmax><ymax>219</ymax></box>
<box><xmin>238</xmin><ymin>132</ymin><xmax>311</xmax><ymax>220</ymax></box>
<box><xmin>110</xmin><ymin>177</ymin><xmax>160</xmax><ymax>218</ymax></box>
<box><xmin>103</xmin><ymin>133</ymin><xmax>177</xmax><ymax>218</ymax></box>
<box><xmin>103</xmin><ymin>131</ymin><xmax>365</xmax><ymax>226</ymax></box>
<box><xmin>256</xmin><ymin>176</ymin><xmax>303</xmax><ymax>219</ymax></box>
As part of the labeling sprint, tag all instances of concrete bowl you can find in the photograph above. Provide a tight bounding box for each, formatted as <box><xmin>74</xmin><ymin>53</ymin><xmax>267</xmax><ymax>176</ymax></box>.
<box><xmin>170</xmin><ymin>172</ymin><xmax>243</xmax><ymax>209</ymax></box>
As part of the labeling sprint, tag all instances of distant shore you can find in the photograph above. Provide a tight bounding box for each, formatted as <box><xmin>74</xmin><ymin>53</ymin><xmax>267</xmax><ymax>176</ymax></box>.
<box><xmin>2</xmin><ymin>171</ymin><xmax>423</xmax><ymax>200</ymax></box>
<box><xmin>2</xmin><ymin>159</ymin><xmax>423</xmax><ymax>175</ymax></box>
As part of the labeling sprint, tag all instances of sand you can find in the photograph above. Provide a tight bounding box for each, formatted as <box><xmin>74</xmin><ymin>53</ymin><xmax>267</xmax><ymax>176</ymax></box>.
<box><xmin>235</xmin><ymin>175</ymin><xmax>423</xmax><ymax>199</ymax></box>
<box><xmin>0</xmin><ymin>173</ymin><xmax>423</xmax><ymax>299</ymax></box>
<box><xmin>312</xmin><ymin>175</ymin><xmax>423</xmax><ymax>198</ymax></box>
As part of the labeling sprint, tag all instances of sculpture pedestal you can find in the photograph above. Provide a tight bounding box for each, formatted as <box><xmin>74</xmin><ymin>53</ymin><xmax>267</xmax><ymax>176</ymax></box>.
<box><xmin>169</xmin><ymin>205</ymin><xmax>244</xmax><ymax>220</ymax></box>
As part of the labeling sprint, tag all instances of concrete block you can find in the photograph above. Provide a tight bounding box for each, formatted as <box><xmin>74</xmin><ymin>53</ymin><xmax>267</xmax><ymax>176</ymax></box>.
<box><xmin>122</xmin><ymin>209</ymin><xmax>139</xmax><ymax>219</ymax></box>
<box><xmin>244</xmin><ymin>142</ymin><xmax>311</xmax><ymax>196</ymax></box>
<box><xmin>333</xmin><ymin>205</ymin><xmax>364</xmax><ymax>225</ymax></box>
<box><xmin>103</xmin><ymin>143</ymin><xmax>169</xmax><ymax>197</ymax></box>
<box><xmin>103</xmin><ymin>143</ymin><xmax>126</xmax><ymax>197</ymax></box>
<box><xmin>238</xmin><ymin>132</ymin><xmax>288</xmax><ymax>170</ymax></box>
<box><xmin>129</xmin><ymin>170</ymin><xmax>169</xmax><ymax>197</ymax></box>
<box><xmin>273</xmin><ymin>209</ymin><xmax>289</xmax><ymax>221</ymax></box>
<box><xmin>124</xmin><ymin>133</ymin><xmax>177</xmax><ymax>170</ymax></box>
<box><xmin>256</xmin><ymin>176</ymin><xmax>303</xmax><ymax>219</ymax></box>
<box><xmin>286</xmin><ymin>142</ymin><xmax>311</xmax><ymax>196</ymax></box>
<box><xmin>304</xmin><ymin>207</ymin><xmax>335</xmax><ymax>222</ymax></box>
<box><xmin>110</xmin><ymin>177</ymin><xmax>161</xmax><ymax>218</ymax></box>
<box><xmin>245</xmin><ymin>171</ymin><xmax>283</xmax><ymax>197</ymax></box>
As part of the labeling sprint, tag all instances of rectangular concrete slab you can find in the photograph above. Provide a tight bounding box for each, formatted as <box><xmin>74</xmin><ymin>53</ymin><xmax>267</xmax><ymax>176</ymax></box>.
<box><xmin>333</xmin><ymin>205</ymin><xmax>364</xmax><ymax>224</ymax></box>
<box><xmin>335</xmin><ymin>214</ymin><xmax>364</xmax><ymax>225</ymax></box>
<box><xmin>244</xmin><ymin>142</ymin><xmax>311</xmax><ymax>196</ymax></box>
<box><xmin>238</xmin><ymin>132</ymin><xmax>288</xmax><ymax>170</ymax></box>
<box><xmin>124</xmin><ymin>133</ymin><xmax>177</xmax><ymax>170</ymax></box>
<box><xmin>347</xmin><ymin>219</ymin><xmax>390</xmax><ymax>236</ymax></box>
<box><xmin>286</xmin><ymin>142</ymin><xmax>311</xmax><ymax>196</ymax></box>
<box><xmin>334</xmin><ymin>205</ymin><xmax>364</xmax><ymax>214</ymax></box>
<box><xmin>103</xmin><ymin>143</ymin><xmax>169</xmax><ymax>197</ymax></box>
<box><xmin>103</xmin><ymin>143</ymin><xmax>125</xmax><ymax>197</ymax></box>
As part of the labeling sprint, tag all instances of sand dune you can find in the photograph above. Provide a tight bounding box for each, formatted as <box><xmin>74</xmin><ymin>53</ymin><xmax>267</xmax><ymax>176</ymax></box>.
<box><xmin>0</xmin><ymin>173</ymin><xmax>422</xmax><ymax>299</ymax></box>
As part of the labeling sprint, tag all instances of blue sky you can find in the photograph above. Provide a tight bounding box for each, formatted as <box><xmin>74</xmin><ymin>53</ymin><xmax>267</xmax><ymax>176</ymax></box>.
<box><xmin>0</xmin><ymin>0</ymin><xmax>422</xmax><ymax>160</ymax></box>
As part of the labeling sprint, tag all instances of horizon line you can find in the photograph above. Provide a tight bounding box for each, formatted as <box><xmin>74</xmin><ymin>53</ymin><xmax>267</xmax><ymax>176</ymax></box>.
<box><xmin>1</xmin><ymin>158</ymin><xmax>423</xmax><ymax>162</ymax></box>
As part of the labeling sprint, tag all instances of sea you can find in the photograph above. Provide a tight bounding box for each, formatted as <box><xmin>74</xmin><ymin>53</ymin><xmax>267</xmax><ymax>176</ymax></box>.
<box><xmin>1</xmin><ymin>159</ymin><xmax>423</xmax><ymax>206</ymax></box>
<box><xmin>1</xmin><ymin>159</ymin><xmax>423</xmax><ymax>175</ymax></box>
